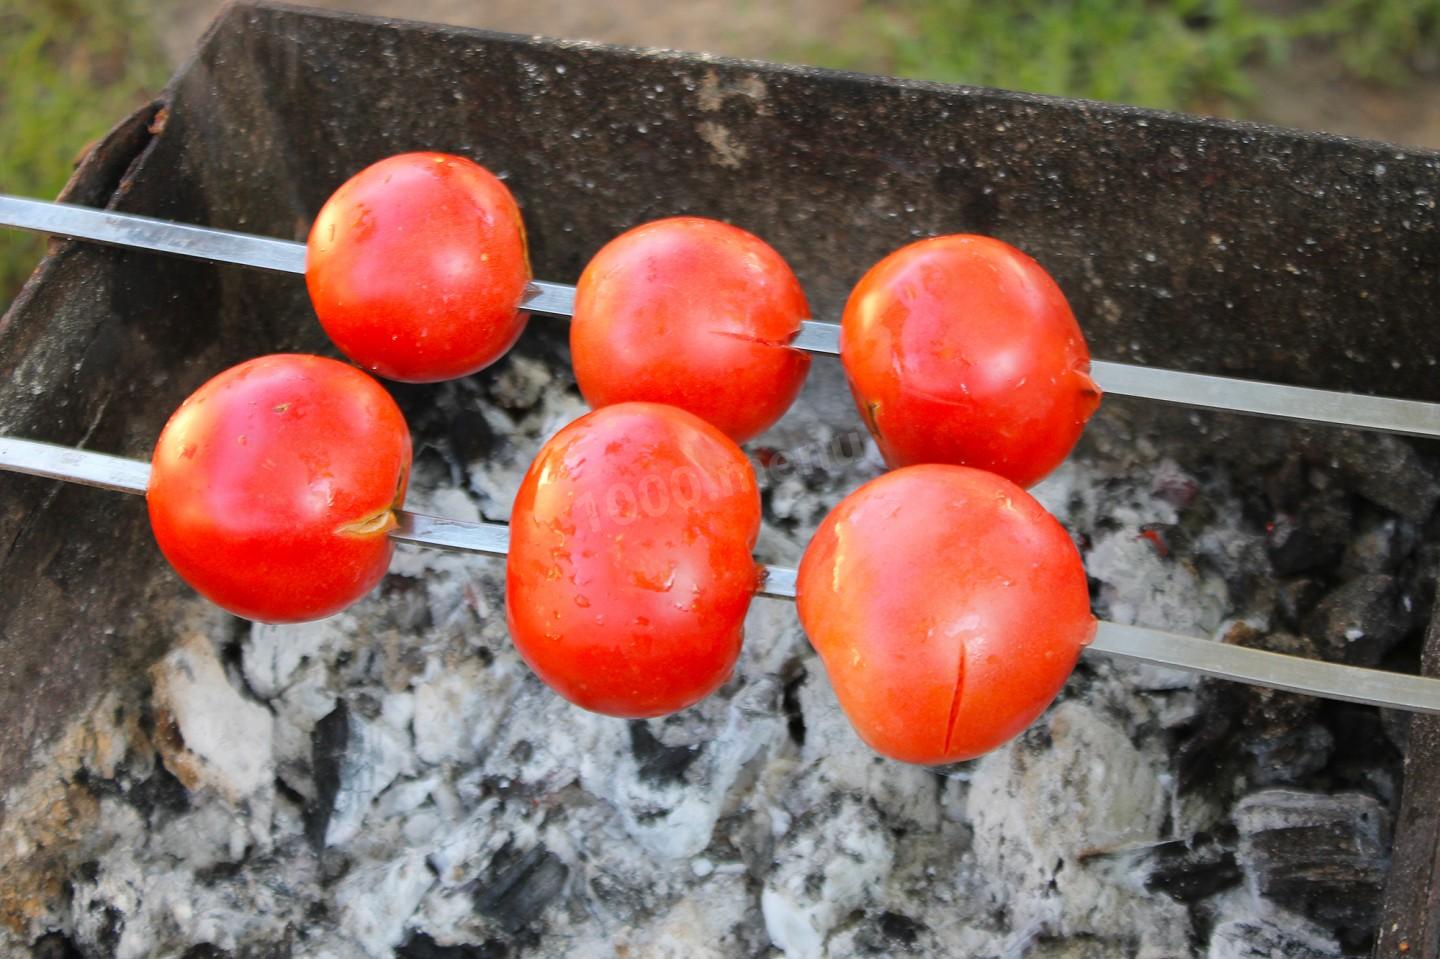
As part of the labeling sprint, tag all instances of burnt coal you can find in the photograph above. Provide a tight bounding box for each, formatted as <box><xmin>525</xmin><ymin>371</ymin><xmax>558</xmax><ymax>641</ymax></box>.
<box><xmin>306</xmin><ymin>701</ymin><xmax>350</xmax><ymax>850</ymax></box>
<box><xmin>628</xmin><ymin>721</ymin><xmax>704</xmax><ymax>785</ymax></box>
<box><xmin>1276</xmin><ymin>576</ymin><xmax>1327</xmax><ymax>631</ymax></box>
<box><xmin>1208</xmin><ymin>917</ymin><xmax>1340</xmax><ymax>959</ymax></box>
<box><xmin>849</xmin><ymin>911</ymin><xmax>925</xmax><ymax>953</ymax></box>
<box><xmin>474</xmin><ymin>845</ymin><xmax>570</xmax><ymax>934</ymax></box>
<box><xmin>398</xmin><ymin>932</ymin><xmax>509</xmax><ymax>958</ymax></box>
<box><xmin>1175</xmin><ymin>627</ymin><xmax>1332</xmax><ymax>790</ymax></box>
<box><xmin>1303</xmin><ymin>573</ymin><xmax>1412</xmax><ymax>666</ymax></box>
<box><xmin>307</xmin><ymin>699</ymin><xmax>412</xmax><ymax>849</ymax></box>
<box><xmin>1265</xmin><ymin>490</ymin><xmax>1351</xmax><ymax>576</ymax></box>
<box><xmin>1339</xmin><ymin>511</ymin><xmax>1417</xmax><ymax>577</ymax></box>
<box><xmin>1298</xmin><ymin>430</ymin><xmax>1440</xmax><ymax>523</ymax></box>
<box><xmin>29</xmin><ymin>932</ymin><xmax>83</xmax><ymax>959</ymax></box>
<box><xmin>1234</xmin><ymin>789</ymin><xmax>1389</xmax><ymax>930</ymax></box>
<box><xmin>1142</xmin><ymin>833</ymin><xmax>1242</xmax><ymax>903</ymax></box>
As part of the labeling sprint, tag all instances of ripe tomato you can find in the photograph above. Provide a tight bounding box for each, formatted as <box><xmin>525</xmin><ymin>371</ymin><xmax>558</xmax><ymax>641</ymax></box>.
<box><xmin>571</xmin><ymin>217</ymin><xmax>811</xmax><ymax>443</ymax></box>
<box><xmin>506</xmin><ymin>402</ymin><xmax>762</xmax><ymax>717</ymax></box>
<box><xmin>147</xmin><ymin>354</ymin><xmax>412</xmax><ymax>623</ymax></box>
<box><xmin>795</xmin><ymin>464</ymin><xmax>1095</xmax><ymax>764</ymax></box>
<box><xmin>306</xmin><ymin>152</ymin><xmax>532</xmax><ymax>383</ymax></box>
<box><xmin>841</xmin><ymin>234</ymin><xmax>1101</xmax><ymax>487</ymax></box>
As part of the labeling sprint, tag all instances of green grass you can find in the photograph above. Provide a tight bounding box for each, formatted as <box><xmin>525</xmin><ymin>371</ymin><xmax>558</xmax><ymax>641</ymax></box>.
<box><xmin>801</xmin><ymin>0</ymin><xmax>1440</xmax><ymax>112</ymax></box>
<box><xmin>0</xmin><ymin>0</ymin><xmax>167</xmax><ymax>309</ymax></box>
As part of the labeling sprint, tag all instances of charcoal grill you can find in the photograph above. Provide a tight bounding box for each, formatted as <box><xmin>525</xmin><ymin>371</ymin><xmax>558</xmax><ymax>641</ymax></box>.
<box><xmin>4</xmin><ymin>2</ymin><xmax>1440</xmax><ymax>954</ymax></box>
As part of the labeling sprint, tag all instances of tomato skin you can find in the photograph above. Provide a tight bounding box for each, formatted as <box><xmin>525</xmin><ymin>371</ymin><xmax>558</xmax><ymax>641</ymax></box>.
<box><xmin>506</xmin><ymin>402</ymin><xmax>762</xmax><ymax>717</ymax></box>
<box><xmin>147</xmin><ymin>355</ymin><xmax>412</xmax><ymax>623</ymax></box>
<box><xmin>840</xmin><ymin>235</ymin><xmax>1101</xmax><ymax>487</ymax></box>
<box><xmin>306</xmin><ymin>152</ymin><xmax>532</xmax><ymax>383</ymax></box>
<box><xmin>795</xmin><ymin>464</ymin><xmax>1095</xmax><ymax>764</ymax></box>
<box><xmin>571</xmin><ymin>217</ymin><xmax>811</xmax><ymax>443</ymax></box>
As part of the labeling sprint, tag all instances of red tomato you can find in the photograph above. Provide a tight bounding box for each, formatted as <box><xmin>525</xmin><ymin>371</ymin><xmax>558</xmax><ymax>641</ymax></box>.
<box><xmin>506</xmin><ymin>402</ymin><xmax>762</xmax><ymax>717</ymax></box>
<box><xmin>796</xmin><ymin>464</ymin><xmax>1095</xmax><ymax>764</ymax></box>
<box><xmin>306</xmin><ymin>152</ymin><xmax>532</xmax><ymax>383</ymax></box>
<box><xmin>147</xmin><ymin>354</ymin><xmax>412</xmax><ymax>623</ymax></box>
<box><xmin>841</xmin><ymin>234</ymin><xmax>1101</xmax><ymax>487</ymax></box>
<box><xmin>571</xmin><ymin>217</ymin><xmax>811</xmax><ymax>443</ymax></box>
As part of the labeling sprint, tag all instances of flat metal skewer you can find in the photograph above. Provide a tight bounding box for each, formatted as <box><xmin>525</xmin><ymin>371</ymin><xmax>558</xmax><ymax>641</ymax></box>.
<box><xmin>4</xmin><ymin>434</ymin><xmax>1438</xmax><ymax>715</ymax></box>
<box><xmin>5</xmin><ymin>194</ymin><xmax>1440</xmax><ymax>440</ymax></box>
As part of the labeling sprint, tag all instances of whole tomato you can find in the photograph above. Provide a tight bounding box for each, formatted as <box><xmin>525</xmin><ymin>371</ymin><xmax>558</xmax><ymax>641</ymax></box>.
<box><xmin>796</xmin><ymin>464</ymin><xmax>1095</xmax><ymax>764</ymax></box>
<box><xmin>306</xmin><ymin>152</ymin><xmax>532</xmax><ymax>383</ymax></box>
<box><xmin>571</xmin><ymin>217</ymin><xmax>811</xmax><ymax>443</ymax></box>
<box><xmin>841</xmin><ymin>234</ymin><xmax>1101</xmax><ymax>487</ymax></box>
<box><xmin>506</xmin><ymin>402</ymin><xmax>762</xmax><ymax>717</ymax></box>
<box><xmin>147</xmin><ymin>354</ymin><xmax>412</xmax><ymax>623</ymax></box>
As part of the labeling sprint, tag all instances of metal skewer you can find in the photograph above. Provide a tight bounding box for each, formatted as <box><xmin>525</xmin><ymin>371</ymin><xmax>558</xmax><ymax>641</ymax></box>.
<box><xmin>5</xmin><ymin>194</ymin><xmax>1440</xmax><ymax>440</ymax></box>
<box><xmin>3</xmin><ymin>435</ymin><xmax>1438</xmax><ymax>715</ymax></box>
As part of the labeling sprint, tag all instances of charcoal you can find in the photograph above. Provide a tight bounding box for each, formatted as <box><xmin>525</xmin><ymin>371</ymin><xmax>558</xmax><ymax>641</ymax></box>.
<box><xmin>446</xmin><ymin>406</ymin><xmax>496</xmax><ymax>467</ymax></box>
<box><xmin>1264</xmin><ymin>489</ymin><xmax>1350</xmax><ymax>576</ymax></box>
<box><xmin>1245</xmin><ymin>723</ymin><xmax>1333</xmax><ymax>787</ymax></box>
<box><xmin>1176</xmin><ymin>627</ymin><xmax>1331</xmax><ymax>790</ymax></box>
<box><xmin>306</xmin><ymin>702</ymin><xmax>350</xmax><ymax>850</ymax></box>
<box><xmin>29</xmin><ymin>932</ymin><xmax>83</xmax><ymax>959</ymax></box>
<box><xmin>1264</xmin><ymin>452</ymin><xmax>1308</xmax><ymax>513</ymax></box>
<box><xmin>761</xmin><ymin>796</ymin><xmax>896</xmax><ymax>959</ymax></box>
<box><xmin>398</xmin><ymin>933</ymin><xmax>508</xmax><ymax>958</ymax></box>
<box><xmin>1339</xmin><ymin>511</ymin><xmax>1415</xmax><ymax>577</ymax></box>
<box><xmin>1275</xmin><ymin>577</ymin><xmax>1326</xmax><ymax>631</ymax></box>
<box><xmin>628</xmin><ymin>721</ymin><xmax>704</xmax><ymax>785</ymax></box>
<box><xmin>1206</xmin><ymin>917</ymin><xmax>1340</xmax><ymax>959</ymax></box>
<box><xmin>305</xmin><ymin>699</ymin><xmax>412</xmax><ymax>848</ymax></box>
<box><xmin>474</xmin><ymin>845</ymin><xmax>570</xmax><ymax>933</ymax></box>
<box><xmin>1299</xmin><ymin>430</ymin><xmax>1440</xmax><ymax>523</ymax></box>
<box><xmin>1233</xmin><ymin>789</ymin><xmax>1388</xmax><ymax>929</ymax></box>
<box><xmin>1303</xmin><ymin>573</ymin><xmax>1412</xmax><ymax>666</ymax></box>
<box><xmin>1143</xmin><ymin>834</ymin><xmax>1241</xmax><ymax>903</ymax></box>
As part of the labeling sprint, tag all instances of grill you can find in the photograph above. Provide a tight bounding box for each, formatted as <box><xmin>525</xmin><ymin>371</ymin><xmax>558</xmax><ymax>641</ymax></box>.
<box><xmin>2</xmin><ymin>2</ymin><xmax>1440</xmax><ymax>955</ymax></box>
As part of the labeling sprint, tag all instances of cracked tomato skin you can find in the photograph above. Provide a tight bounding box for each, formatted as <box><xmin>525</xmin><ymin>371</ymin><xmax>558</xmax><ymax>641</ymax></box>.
<box><xmin>147</xmin><ymin>354</ymin><xmax>412</xmax><ymax>624</ymax></box>
<box><xmin>841</xmin><ymin>234</ymin><xmax>1101</xmax><ymax>487</ymax></box>
<box><xmin>506</xmin><ymin>402</ymin><xmax>762</xmax><ymax>717</ymax></box>
<box><xmin>571</xmin><ymin>217</ymin><xmax>811</xmax><ymax>443</ymax></box>
<box><xmin>795</xmin><ymin>464</ymin><xmax>1094</xmax><ymax>764</ymax></box>
<box><xmin>306</xmin><ymin>152</ymin><xmax>531</xmax><ymax>383</ymax></box>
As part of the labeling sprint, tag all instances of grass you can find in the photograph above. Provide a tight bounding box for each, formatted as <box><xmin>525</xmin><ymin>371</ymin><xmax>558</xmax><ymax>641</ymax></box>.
<box><xmin>801</xmin><ymin>0</ymin><xmax>1440</xmax><ymax>112</ymax></box>
<box><xmin>0</xmin><ymin>0</ymin><xmax>168</xmax><ymax>309</ymax></box>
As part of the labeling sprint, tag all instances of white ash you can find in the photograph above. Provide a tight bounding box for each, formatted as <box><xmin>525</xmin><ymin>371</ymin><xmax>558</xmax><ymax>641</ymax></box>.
<box><xmin>0</xmin><ymin>363</ymin><xmax>1420</xmax><ymax>957</ymax></box>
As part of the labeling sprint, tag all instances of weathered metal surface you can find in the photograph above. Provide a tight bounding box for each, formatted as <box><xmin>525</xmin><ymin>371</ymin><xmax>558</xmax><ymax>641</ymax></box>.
<box><xmin>1376</xmin><ymin>593</ymin><xmax>1440</xmax><ymax>958</ymax></box>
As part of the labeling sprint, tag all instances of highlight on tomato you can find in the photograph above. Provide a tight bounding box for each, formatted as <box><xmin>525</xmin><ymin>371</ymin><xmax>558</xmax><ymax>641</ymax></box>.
<box><xmin>506</xmin><ymin>401</ymin><xmax>762</xmax><ymax>717</ymax></box>
<box><xmin>840</xmin><ymin>234</ymin><xmax>1101</xmax><ymax>487</ymax></box>
<box><xmin>795</xmin><ymin>464</ymin><xmax>1095</xmax><ymax>764</ymax></box>
<box><xmin>570</xmin><ymin>217</ymin><xmax>811</xmax><ymax>444</ymax></box>
<box><xmin>306</xmin><ymin>151</ymin><xmax>532</xmax><ymax>383</ymax></box>
<box><xmin>147</xmin><ymin>354</ymin><xmax>412</xmax><ymax>623</ymax></box>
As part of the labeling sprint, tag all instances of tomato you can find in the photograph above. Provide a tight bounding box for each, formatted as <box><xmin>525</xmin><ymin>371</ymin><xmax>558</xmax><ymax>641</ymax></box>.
<box><xmin>795</xmin><ymin>464</ymin><xmax>1095</xmax><ymax>764</ymax></box>
<box><xmin>506</xmin><ymin>402</ymin><xmax>762</xmax><ymax>717</ymax></box>
<box><xmin>306</xmin><ymin>152</ymin><xmax>532</xmax><ymax>383</ymax></box>
<box><xmin>841</xmin><ymin>234</ymin><xmax>1101</xmax><ymax>487</ymax></box>
<box><xmin>147</xmin><ymin>354</ymin><xmax>412</xmax><ymax>623</ymax></box>
<box><xmin>571</xmin><ymin>217</ymin><xmax>811</xmax><ymax>443</ymax></box>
